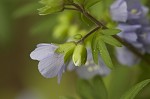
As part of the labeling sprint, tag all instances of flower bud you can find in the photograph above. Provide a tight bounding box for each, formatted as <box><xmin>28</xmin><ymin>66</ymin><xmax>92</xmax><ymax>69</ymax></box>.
<box><xmin>73</xmin><ymin>44</ymin><xmax>87</xmax><ymax>66</ymax></box>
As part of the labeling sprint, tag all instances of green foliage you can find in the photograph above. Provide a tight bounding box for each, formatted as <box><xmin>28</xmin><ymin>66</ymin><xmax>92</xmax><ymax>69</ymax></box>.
<box><xmin>53</xmin><ymin>24</ymin><xmax>69</xmax><ymax>39</ymax></box>
<box><xmin>100</xmin><ymin>35</ymin><xmax>122</xmax><ymax>47</ymax></box>
<box><xmin>97</xmin><ymin>39</ymin><xmax>113</xmax><ymax>69</ymax></box>
<box><xmin>80</xmin><ymin>14</ymin><xmax>94</xmax><ymax>26</ymax></box>
<box><xmin>0</xmin><ymin>2</ymin><xmax>10</xmax><ymax>44</ymax></box>
<box><xmin>84</xmin><ymin>0</ymin><xmax>102</xmax><ymax>9</ymax></box>
<box><xmin>74</xmin><ymin>0</ymin><xmax>101</xmax><ymax>9</ymax></box>
<box><xmin>30</xmin><ymin>16</ymin><xmax>57</xmax><ymax>35</ymax></box>
<box><xmin>74</xmin><ymin>0</ymin><xmax>85</xmax><ymax>4</ymax></box>
<box><xmin>91</xmin><ymin>34</ymin><xmax>112</xmax><ymax>69</ymax></box>
<box><xmin>77</xmin><ymin>79</ymin><xmax>94</xmax><ymax>99</ymax></box>
<box><xmin>73</xmin><ymin>44</ymin><xmax>87</xmax><ymax>66</ymax></box>
<box><xmin>28</xmin><ymin>0</ymin><xmax>150</xmax><ymax>98</ymax></box>
<box><xmin>53</xmin><ymin>11</ymin><xmax>73</xmax><ymax>39</ymax></box>
<box><xmin>91</xmin><ymin>32</ymin><xmax>99</xmax><ymax>64</ymax></box>
<box><xmin>38</xmin><ymin>0</ymin><xmax>64</xmax><ymax>15</ymax></box>
<box><xmin>59</xmin><ymin>96</ymin><xmax>75</xmax><ymax>99</ymax></box>
<box><xmin>120</xmin><ymin>79</ymin><xmax>150</xmax><ymax>99</ymax></box>
<box><xmin>74</xmin><ymin>34</ymin><xmax>83</xmax><ymax>40</ymax></box>
<box><xmin>91</xmin><ymin>29</ymin><xmax>121</xmax><ymax>69</ymax></box>
<box><xmin>56</xmin><ymin>42</ymin><xmax>76</xmax><ymax>62</ymax></box>
<box><xmin>101</xmin><ymin>29</ymin><xmax>121</xmax><ymax>35</ymax></box>
<box><xmin>13</xmin><ymin>2</ymin><xmax>39</xmax><ymax>18</ymax></box>
<box><xmin>77</xmin><ymin>76</ymin><xmax>108</xmax><ymax>99</ymax></box>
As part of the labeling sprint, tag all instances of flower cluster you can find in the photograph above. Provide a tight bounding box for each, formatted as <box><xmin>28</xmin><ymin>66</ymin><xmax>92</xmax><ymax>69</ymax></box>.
<box><xmin>30</xmin><ymin>43</ymin><xmax>110</xmax><ymax>83</ymax></box>
<box><xmin>110</xmin><ymin>0</ymin><xmax>150</xmax><ymax>66</ymax></box>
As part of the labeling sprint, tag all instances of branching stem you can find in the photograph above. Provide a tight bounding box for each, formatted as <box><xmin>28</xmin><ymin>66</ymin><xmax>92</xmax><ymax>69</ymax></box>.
<box><xmin>77</xmin><ymin>27</ymin><xmax>100</xmax><ymax>44</ymax></box>
<box><xmin>69</xmin><ymin>2</ymin><xmax>150</xmax><ymax>65</ymax></box>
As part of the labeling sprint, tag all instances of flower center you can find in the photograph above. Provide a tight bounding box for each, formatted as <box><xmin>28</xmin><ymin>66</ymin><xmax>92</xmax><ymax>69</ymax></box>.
<box><xmin>130</xmin><ymin>9</ymin><xmax>141</xmax><ymax>15</ymax></box>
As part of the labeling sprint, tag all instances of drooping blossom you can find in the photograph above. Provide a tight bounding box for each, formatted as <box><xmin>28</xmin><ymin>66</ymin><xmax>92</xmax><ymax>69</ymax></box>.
<box><xmin>30</xmin><ymin>43</ymin><xmax>66</xmax><ymax>83</ymax></box>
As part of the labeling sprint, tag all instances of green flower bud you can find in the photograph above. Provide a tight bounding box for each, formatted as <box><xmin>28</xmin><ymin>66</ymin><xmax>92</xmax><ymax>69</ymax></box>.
<box><xmin>74</xmin><ymin>34</ymin><xmax>83</xmax><ymax>40</ymax></box>
<box><xmin>72</xmin><ymin>44</ymin><xmax>87</xmax><ymax>66</ymax></box>
<box><xmin>38</xmin><ymin>0</ymin><xmax>64</xmax><ymax>15</ymax></box>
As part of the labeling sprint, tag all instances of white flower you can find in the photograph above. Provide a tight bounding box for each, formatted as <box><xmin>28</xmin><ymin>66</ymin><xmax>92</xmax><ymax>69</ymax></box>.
<box><xmin>30</xmin><ymin>43</ymin><xmax>66</xmax><ymax>83</ymax></box>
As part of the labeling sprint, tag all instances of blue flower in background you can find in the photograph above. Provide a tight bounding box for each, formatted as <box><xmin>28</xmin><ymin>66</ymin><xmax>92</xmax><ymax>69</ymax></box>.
<box><xmin>68</xmin><ymin>49</ymin><xmax>110</xmax><ymax>79</ymax></box>
<box><xmin>111</xmin><ymin>0</ymin><xmax>150</xmax><ymax>66</ymax></box>
<box><xmin>116</xmin><ymin>47</ymin><xmax>141</xmax><ymax>66</ymax></box>
<box><xmin>117</xmin><ymin>24</ymin><xmax>143</xmax><ymax>48</ymax></box>
<box><xmin>116</xmin><ymin>24</ymin><xmax>146</xmax><ymax>66</ymax></box>
<box><xmin>30</xmin><ymin>43</ymin><xmax>66</xmax><ymax>83</ymax></box>
<box><xmin>110</xmin><ymin>0</ymin><xmax>148</xmax><ymax>22</ymax></box>
<box><xmin>110</xmin><ymin>0</ymin><xmax>128</xmax><ymax>22</ymax></box>
<box><xmin>138</xmin><ymin>22</ymin><xmax>150</xmax><ymax>53</ymax></box>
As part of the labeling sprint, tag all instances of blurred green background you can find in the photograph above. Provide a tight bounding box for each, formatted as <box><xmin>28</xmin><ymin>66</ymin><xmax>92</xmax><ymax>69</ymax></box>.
<box><xmin>0</xmin><ymin>0</ymin><xmax>78</xmax><ymax>99</ymax></box>
<box><xmin>1</xmin><ymin>0</ymin><xmax>150</xmax><ymax>99</ymax></box>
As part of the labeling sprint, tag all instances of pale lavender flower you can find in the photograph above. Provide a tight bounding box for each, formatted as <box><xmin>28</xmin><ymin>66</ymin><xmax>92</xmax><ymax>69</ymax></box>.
<box><xmin>138</xmin><ymin>26</ymin><xmax>150</xmax><ymax>53</ymax></box>
<box><xmin>116</xmin><ymin>47</ymin><xmax>141</xmax><ymax>66</ymax></box>
<box><xmin>111</xmin><ymin>0</ymin><xmax>150</xmax><ymax>66</ymax></box>
<box><xmin>68</xmin><ymin>49</ymin><xmax>110</xmax><ymax>79</ymax></box>
<box><xmin>110</xmin><ymin>0</ymin><xmax>148</xmax><ymax>22</ymax></box>
<box><xmin>110</xmin><ymin>0</ymin><xmax>128</xmax><ymax>22</ymax></box>
<box><xmin>116</xmin><ymin>24</ymin><xmax>145</xmax><ymax>66</ymax></box>
<box><xmin>30</xmin><ymin>43</ymin><xmax>66</xmax><ymax>83</ymax></box>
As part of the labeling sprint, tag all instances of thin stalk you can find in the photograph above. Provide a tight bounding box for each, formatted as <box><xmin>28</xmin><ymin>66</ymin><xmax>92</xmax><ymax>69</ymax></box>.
<box><xmin>77</xmin><ymin>27</ymin><xmax>100</xmax><ymax>44</ymax></box>
<box><xmin>71</xmin><ymin>3</ymin><xmax>150</xmax><ymax>65</ymax></box>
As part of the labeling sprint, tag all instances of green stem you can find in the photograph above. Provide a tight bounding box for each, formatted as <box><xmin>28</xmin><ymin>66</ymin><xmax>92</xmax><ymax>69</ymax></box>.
<box><xmin>63</xmin><ymin>7</ymin><xmax>78</xmax><ymax>11</ymax></box>
<box><xmin>77</xmin><ymin>27</ymin><xmax>100</xmax><ymax>44</ymax></box>
<box><xmin>71</xmin><ymin>3</ymin><xmax>150</xmax><ymax>65</ymax></box>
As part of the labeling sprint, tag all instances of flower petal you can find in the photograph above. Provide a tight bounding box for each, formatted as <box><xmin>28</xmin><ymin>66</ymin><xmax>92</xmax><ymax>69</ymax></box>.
<box><xmin>116</xmin><ymin>47</ymin><xmax>140</xmax><ymax>66</ymax></box>
<box><xmin>67</xmin><ymin>61</ymin><xmax>76</xmax><ymax>71</ymax></box>
<box><xmin>30</xmin><ymin>44</ymin><xmax>57</xmax><ymax>61</ymax></box>
<box><xmin>57</xmin><ymin>64</ymin><xmax>66</xmax><ymax>84</ymax></box>
<box><xmin>124</xmin><ymin>32</ymin><xmax>137</xmax><ymax>42</ymax></box>
<box><xmin>38</xmin><ymin>53</ymin><xmax>64</xmax><ymax>78</ymax></box>
<box><xmin>36</xmin><ymin>43</ymin><xmax>52</xmax><ymax>47</ymax></box>
<box><xmin>118</xmin><ymin>24</ymin><xmax>141</xmax><ymax>32</ymax></box>
<box><xmin>110</xmin><ymin>0</ymin><xmax>128</xmax><ymax>22</ymax></box>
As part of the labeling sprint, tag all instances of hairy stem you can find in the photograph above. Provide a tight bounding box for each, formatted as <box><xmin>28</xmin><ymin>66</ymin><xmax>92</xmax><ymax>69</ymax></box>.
<box><xmin>71</xmin><ymin>3</ymin><xmax>150</xmax><ymax>65</ymax></box>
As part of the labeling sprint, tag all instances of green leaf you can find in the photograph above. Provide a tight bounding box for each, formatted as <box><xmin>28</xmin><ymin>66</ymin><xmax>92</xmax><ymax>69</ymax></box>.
<box><xmin>97</xmin><ymin>39</ymin><xmax>113</xmax><ymax>69</ymax></box>
<box><xmin>120</xmin><ymin>79</ymin><xmax>150</xmax><ymax>99</ymax></box>
<box><xmin>80</xmin><ymin>13</ymin><xmax>94</xmax><ymax>26</ymax></box>
<box><xmin>77</xmin><ymin>79</ymin><xmax>94</xmax><ymax>99</ymax></box>
<box><xmin>59</xmin><ymin>96</ymin><xmax>75</xmax><ymax>99</ymax></box>
<box><xmin>85</xmin><ymin>0</ymin><xmax>102</xmax><ymax>9</ymax></box>
<box><xmin>91</xmin><ymin>33</ymin><xmax>99</xmax><ymax>64</ymax></box>
<box><xmin>77</xmin><ymin>76</ymin><xmax>108</xmax><ymax>99</ymax></box>
<box><xmin>74</xmin><ymin>0</ymin><xmax>85</xmax><ymax>4</ymax></box>
<box><xmin>108</xmin><ymin>67</ymin><xmax>134</xmax><ymax>99</ymax></box>
<box><xmin>38</xmin><ymin>0</ymin><xmax>64</xmax><ymax>15</ymax></box>
<box><xmin>100</xmin><ymin>35</ymin><xmax>122</xmax><ymax>47</ymax></box>
<box><xmin>102</xmin><ymin>29</ymin><xmax>121</xmax><ymax>35</ymax></box>
<box><xmin>91</xmin><ymin>76</ymin><xmax>108</xmax><ymax>99</ymax></box>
